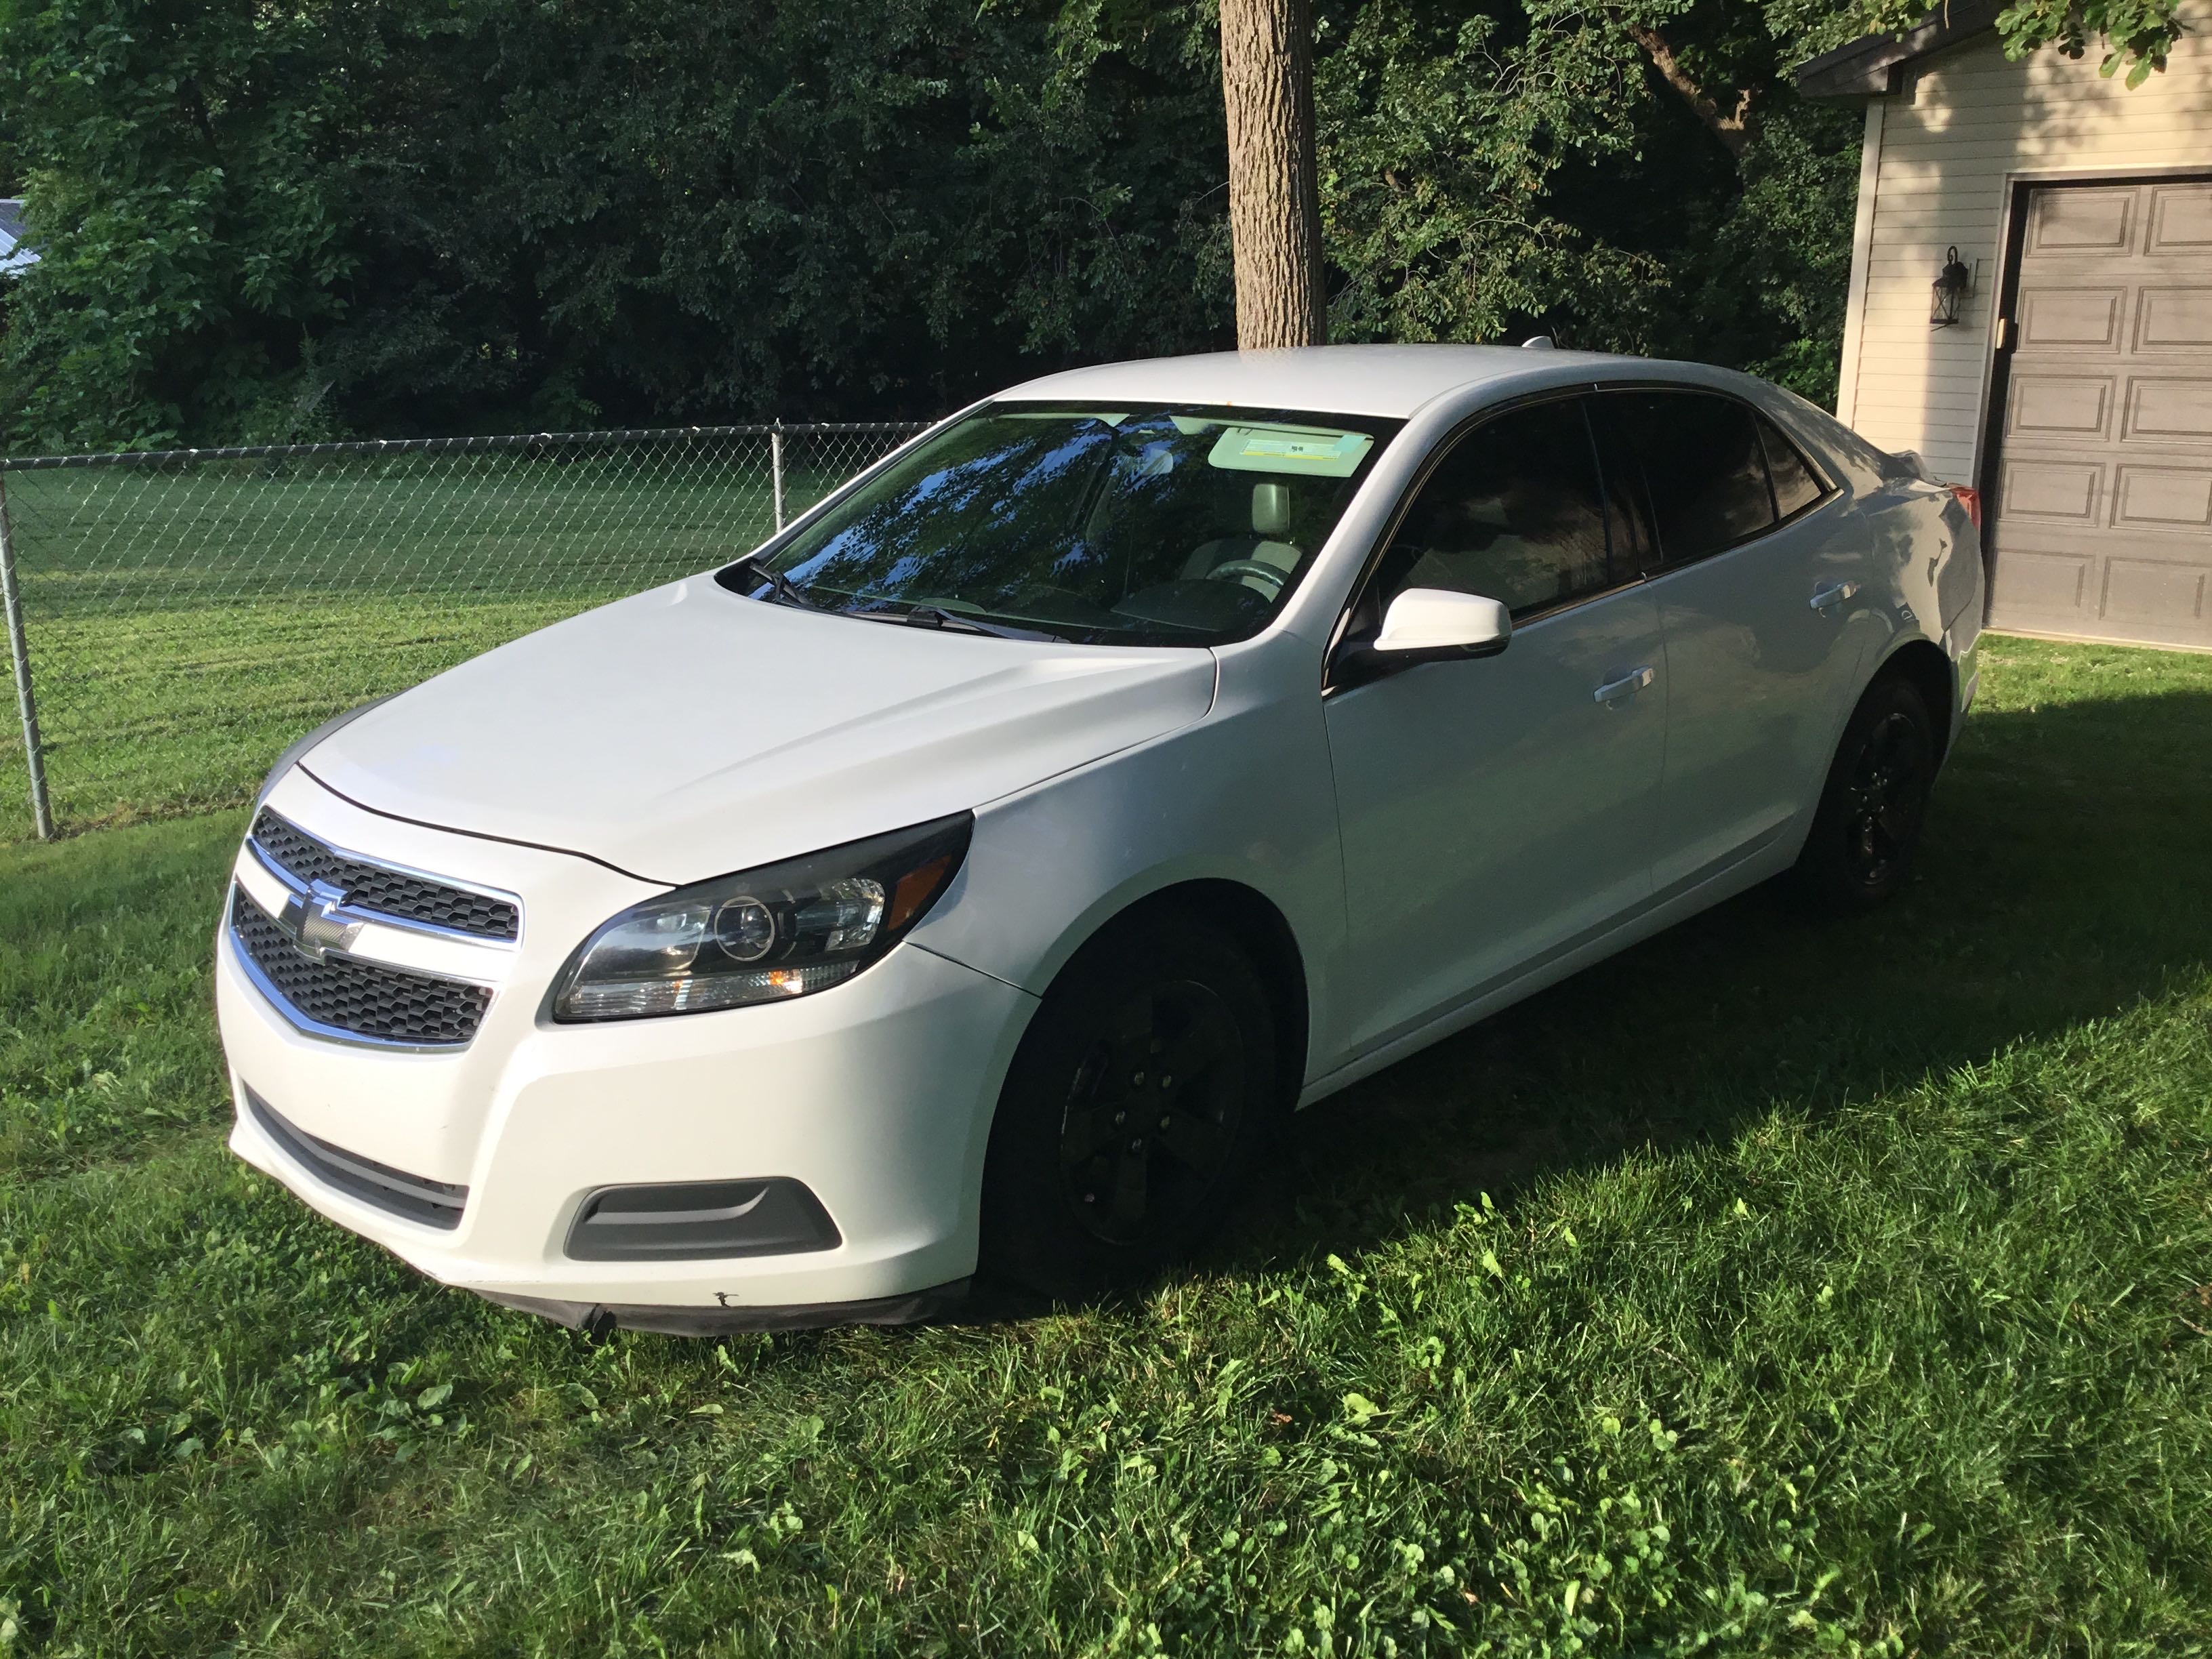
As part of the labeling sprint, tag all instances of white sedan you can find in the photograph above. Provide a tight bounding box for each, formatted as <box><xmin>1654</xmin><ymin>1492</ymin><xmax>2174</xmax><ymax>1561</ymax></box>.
<box><xmin>218</xmin><ymin>345</ymin><xmax>1984</xmax><ymax>1332</ymax></box>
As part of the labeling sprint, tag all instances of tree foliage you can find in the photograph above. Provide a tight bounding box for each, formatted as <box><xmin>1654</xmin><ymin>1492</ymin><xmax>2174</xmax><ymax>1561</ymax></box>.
<box><xmin>1999</xmin><ymin>0</ymin><xmax>2181</xmax><ymax>85</ymax></box>
<box><xmin>1312</xmin><ymin>0</ymin><xmax>1865</xmax><ymax>388</ymax></box>
<box><xmin>0</xmin><ymin>0</ymin><xmax>1233</xmax><ymax>447</ymax></box>
<box><xmin>0</xmin><ymin>0</ymin><xmax>2184</xmax><ymax>450</ymax></box>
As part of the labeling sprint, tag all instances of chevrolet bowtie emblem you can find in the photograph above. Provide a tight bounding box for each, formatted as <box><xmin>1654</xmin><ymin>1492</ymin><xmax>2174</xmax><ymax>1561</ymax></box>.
<box><xmin>278</xmin><ymin>879</ymin><xmax>365</xmax><ymax>962</ymax></box>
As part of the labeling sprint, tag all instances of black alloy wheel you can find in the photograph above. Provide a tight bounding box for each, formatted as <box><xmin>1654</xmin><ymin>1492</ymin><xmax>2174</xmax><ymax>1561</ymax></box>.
<box><xmin>1841</xmin><ymin>707</ymin><xmax>1930</xmax><ymax>888</ymax></box>
<box><xmin>981</xmin><ymin>912</ymin><xmax>1277</xmax><ymax>1298</ymax></box>
<box><xmin>1794</xmin><ymin>673</ymin><xmax>1938</xmax><ymax>914</ymax></box>
<box><xmin>1058</xmin><ymin>979</ymin><xmax>1248</xmax><ymax>1247</ymax></box>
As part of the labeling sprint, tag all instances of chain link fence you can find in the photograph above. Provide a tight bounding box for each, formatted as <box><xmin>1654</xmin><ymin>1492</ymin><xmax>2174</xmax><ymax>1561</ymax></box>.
<box><xmin>0</xmin><ymin>423</ymin><xmax>929</xmax><ymax>842</ymax></box>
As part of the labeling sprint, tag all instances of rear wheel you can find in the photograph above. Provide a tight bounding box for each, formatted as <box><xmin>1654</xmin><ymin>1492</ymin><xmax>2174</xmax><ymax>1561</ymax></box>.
<box><xmin>1793</xmin><ymin>673</ymin><xmax>1937</xmax><ymax>914</ymax></box>
<box><xmin>979</xmin><ymin>913</ymin><xmax>1277</xmax><ymax>1300</ymax></box>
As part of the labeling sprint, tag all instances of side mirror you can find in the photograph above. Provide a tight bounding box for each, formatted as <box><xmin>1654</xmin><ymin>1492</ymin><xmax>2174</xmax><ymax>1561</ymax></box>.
<box><xmin>1334</xmin><ymin>588</ymin><xmax>1511</xmax><ymax>691</ymax></box>
<box><xmin>1327</xmin><ymin>588</ymin><xmax>1504</xmax><ymax>690</ymax></box>
<box><xmin>1375</xmin><ymin>588</ymin><xmax>1511</xmax><ymax>658</ymax></box>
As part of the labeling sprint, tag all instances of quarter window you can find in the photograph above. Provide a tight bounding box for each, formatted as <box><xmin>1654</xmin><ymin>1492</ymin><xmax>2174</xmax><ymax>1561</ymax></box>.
<box><xmin>1370</xmin><ymin>399</ymin><xmax>1616</xmax><ymax>621</ymax></box>
<box><xmin>1760</xmin><ymin>417</ymin><xmax>1827</xmax><ymax>519</ymax></box>
<box><xmin>1610</xmin><ymin>391</ymin><xmax>1777</xmax><ymax>565</ymax></box>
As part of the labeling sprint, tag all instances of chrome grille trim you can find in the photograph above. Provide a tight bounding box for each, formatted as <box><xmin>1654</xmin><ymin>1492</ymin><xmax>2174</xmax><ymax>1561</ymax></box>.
<box><xmin>249</xmin><ymin>808</ymin><xmax>522</xmax><ymax>943</ymax></box>
<box><xmin>228</xmin><ymin>886</ymin><xmax>493</xmax><ymax>1050</ymax></box>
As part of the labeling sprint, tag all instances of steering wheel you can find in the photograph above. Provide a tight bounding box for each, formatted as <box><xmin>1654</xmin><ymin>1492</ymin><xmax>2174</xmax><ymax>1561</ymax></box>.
<box><xmin>1204</xmin><ymin>559</ymin><xmax>1290</xmax><ymax>595</ymax></box>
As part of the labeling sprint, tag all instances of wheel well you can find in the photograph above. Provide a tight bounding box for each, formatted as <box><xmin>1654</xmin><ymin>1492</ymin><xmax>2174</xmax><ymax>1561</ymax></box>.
<box><xmin>1877</xmin><ymin>639</ymin><xmax>1955</xmax><ymax>764</ymax></box>
<box><xmin>1103</xmin><ymin>880</ymin><xmax>1311</xmax><ymax>1114</ymax></box>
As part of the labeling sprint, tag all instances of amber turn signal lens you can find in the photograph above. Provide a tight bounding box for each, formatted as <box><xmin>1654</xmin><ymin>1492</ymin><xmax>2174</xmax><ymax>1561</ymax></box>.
<box><xmin>888</xmin><ymin>853</ymin><xmax>956</xmax><ymax>932</ymax></box>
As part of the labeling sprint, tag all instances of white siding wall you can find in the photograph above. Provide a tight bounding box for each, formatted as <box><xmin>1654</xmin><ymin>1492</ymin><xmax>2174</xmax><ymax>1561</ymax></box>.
<box><xmin>1837</xmin><ymin>11</ymin><xmax>2212</xmax><ymax>484</ymax></box>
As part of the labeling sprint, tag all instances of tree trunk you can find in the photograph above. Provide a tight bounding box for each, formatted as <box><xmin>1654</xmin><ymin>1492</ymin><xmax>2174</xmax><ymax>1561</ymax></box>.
<box><xmin>1218</xmin><ymin>0</ymin><xmax>1327</xmax><ymax>350</ymax></box>
<box><xmin>1626</xmin><ymin>22</ymin><xmax>1752</xmax><ymax>160</ymax></box>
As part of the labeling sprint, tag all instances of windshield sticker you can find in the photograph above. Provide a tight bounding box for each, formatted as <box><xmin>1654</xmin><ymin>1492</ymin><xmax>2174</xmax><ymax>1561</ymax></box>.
<box><xmin>1208</xmin><ymin>426</ymin><xmax>1374</xmax><ymax>477</ymax></box>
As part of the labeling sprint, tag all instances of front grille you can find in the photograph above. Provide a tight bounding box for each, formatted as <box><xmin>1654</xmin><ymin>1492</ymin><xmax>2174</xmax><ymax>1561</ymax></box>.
<box><xmin>232</xmin><ymin>888</ymin><xmax>491</xmax><ymax>1046</ymax></box>
<box><xmin>251</xmin><ymin>810</ymin><xmax>519</xmax><ymax>941</ymax></box>
<box><xmin>243</xmin><ymin>1085</ymin><xmax>468</xmax><ymax>1229</ymax></box>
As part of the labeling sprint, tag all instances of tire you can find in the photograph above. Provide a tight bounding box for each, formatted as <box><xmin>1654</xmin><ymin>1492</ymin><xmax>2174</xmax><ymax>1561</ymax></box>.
<box><xmin>1792</xmin><ymin>672</ymin><xmax>1938</xmax><ymax>915</ymax></box>
<box><xmin>979</xmin><ymin>912</ymin><xmax>1278</xmax><ymax>1300</ymax></box>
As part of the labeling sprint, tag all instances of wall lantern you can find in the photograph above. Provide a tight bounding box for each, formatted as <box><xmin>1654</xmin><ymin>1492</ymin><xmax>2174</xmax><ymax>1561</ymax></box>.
<box><xmin>1930</xmin><ymin>245</ymin><xmax>1971</xmax><ymax>327</ymax></box>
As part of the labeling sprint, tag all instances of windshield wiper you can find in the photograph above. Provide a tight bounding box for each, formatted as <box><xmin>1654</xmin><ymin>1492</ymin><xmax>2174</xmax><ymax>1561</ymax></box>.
<box><xmin>726</xmin><ymin>552</ymin><xmax>823</xmax><ymax>611</ymax></box>
<box><xmin>846</xmin><ymin>600</ymin><xmax>1068</xmax><ymax>643</ymax></box>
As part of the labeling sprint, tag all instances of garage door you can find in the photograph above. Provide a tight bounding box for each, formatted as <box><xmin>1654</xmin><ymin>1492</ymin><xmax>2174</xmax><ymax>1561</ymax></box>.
<box><xmin>1988</xmin><ymin>178</ymin><xmax>2212</xmax><ymax>650</ymax></box>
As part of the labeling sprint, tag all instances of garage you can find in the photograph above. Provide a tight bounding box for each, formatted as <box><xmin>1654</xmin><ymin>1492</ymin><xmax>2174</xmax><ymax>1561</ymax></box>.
<box><xmin>1799</xmin><ymin>2</ymin><xmax>2212</xmax><ymax>651</ymax></box>
<box><xmin>1986</xmin><ymin>177</ymin><xmax>2212</xmax><ymax>648</ymax></box>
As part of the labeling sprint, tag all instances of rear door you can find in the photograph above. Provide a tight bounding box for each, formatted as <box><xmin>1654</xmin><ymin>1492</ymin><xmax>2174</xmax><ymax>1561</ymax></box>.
<box><xmin>1322</xmin><ymin>396</ymin><xmax>1665</xmax><ymax>1058</ymax></box>
<box><xmin>1597</xmin><ymin>388</ymin><xmax>1877</xmax><ymax>894</ymax></box>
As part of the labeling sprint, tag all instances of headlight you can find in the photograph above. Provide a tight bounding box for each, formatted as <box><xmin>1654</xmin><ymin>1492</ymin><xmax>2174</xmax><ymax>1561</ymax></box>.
<box><xmin>549</xmin><ymin>814</ymin><xmax>972</xmax><ymax>1022</ymax></box>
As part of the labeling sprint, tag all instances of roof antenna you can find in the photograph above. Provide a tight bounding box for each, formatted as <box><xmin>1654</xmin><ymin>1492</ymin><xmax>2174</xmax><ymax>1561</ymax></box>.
<box><xmin>1520</xmin><ymin>334</ymin><xmax>1556</xmax><ymax>350</ymax></box>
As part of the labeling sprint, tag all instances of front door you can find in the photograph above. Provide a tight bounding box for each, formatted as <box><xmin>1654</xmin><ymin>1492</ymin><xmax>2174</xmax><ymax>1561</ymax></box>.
<box><xmin>1988</xmin><ymin>178</ymin><xmax>2212</xmax><ymax>650</ymax></box>
<box><xmin>1324</xmin><ymin>396</ymin><xmax>1666</xmax><ymax>1061</ymax></box>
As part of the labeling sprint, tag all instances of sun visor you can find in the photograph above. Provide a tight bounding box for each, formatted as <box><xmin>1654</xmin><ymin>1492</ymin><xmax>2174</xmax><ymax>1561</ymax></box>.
<box><xmin>1206</xmin><ymin>424</ymin><xmax>1374</xmax><ymax>477</ymax></box>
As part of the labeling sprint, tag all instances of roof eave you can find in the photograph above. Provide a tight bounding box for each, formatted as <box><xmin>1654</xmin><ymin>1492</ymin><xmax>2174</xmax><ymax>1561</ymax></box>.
<box><xmin>1793</xmin><ymin>0</ymin><xmax>2005</xmax><ymax>102</ymax></box>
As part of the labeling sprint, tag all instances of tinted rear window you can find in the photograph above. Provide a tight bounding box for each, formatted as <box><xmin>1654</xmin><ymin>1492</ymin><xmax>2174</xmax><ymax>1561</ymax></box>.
<box><xmin>1611</xmin><ymin>391</ymin><xmax>1776</xmax><ymax>564</ymax></box>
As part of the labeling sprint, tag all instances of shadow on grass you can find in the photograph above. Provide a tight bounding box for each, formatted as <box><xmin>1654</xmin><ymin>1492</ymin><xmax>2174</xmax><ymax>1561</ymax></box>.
<box><xmin>1204</xmin><ymin>684</ymin><xmax>2212</xmax><ymax>1279</ymax></box>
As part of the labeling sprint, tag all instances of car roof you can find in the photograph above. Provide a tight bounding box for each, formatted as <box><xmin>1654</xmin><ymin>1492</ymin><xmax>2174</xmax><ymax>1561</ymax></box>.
<box><xmin>998</xmin><ymin>344</ymin><xmax>1645</xmax><ymax>420</ymax></box>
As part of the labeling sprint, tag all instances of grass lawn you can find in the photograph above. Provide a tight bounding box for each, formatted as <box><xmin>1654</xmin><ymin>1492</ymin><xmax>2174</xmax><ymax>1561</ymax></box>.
<box><xmin>0</xmin><ymin>441</ymin><xmax>901</xmax><ymax>841</ymax></box>
<box><xmin>3</xmin><ymin>636</ymin><xmax>2209</xmax><ymax>1656</ymax></box>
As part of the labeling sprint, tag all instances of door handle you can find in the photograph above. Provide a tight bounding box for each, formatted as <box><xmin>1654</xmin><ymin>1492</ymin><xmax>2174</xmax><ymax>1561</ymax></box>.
<box><xmin>1593</xmin><ymin>665</ymin><xmax>1655</xmax><ymax>705</ymax></box>
<box><xmin>1810</xmin><ymin>579</ymin><xmax>1860</xmax><ymax>613</ymax></box>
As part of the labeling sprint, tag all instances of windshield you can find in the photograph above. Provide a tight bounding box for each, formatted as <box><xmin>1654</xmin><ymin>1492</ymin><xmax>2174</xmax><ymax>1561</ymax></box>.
<box><xmin>731</xmin><ymin>403</ymin><xmax>1401</xmax><ymax>646</ymax></box>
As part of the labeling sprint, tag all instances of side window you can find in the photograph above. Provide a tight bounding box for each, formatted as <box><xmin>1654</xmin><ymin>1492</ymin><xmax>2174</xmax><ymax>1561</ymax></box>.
<box><xmin>1759</xmin><ymin>417</ymin><xmax>1827</xmax><ymax>519</ymax></box>
<box><xmin>1371</xmin><ymin>399</ymin><xmax>1615</xmax><ymax>621</ymax></box>
<box><xmin>1612</xmin><ymin>391</ymin><xmax>1777</xmax><ymax>565</ymax></box>
<box><xmin>1586</xmin><ymin>396</ymin><xmax>1657</xmax><ymax>574</ymax></box>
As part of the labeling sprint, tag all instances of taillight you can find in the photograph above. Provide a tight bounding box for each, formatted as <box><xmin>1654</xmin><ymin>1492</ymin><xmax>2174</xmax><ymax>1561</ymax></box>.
<box><xmin>1947</xmin><ymin>484</ymin><xmax>1982</xmax><ymax>532</ymax></box>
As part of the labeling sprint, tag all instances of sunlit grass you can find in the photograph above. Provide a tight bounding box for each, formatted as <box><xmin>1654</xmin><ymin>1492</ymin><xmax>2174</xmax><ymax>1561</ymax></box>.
<box><xmin>0</xmin><ymin>450</ymin><xmax>881</xmax><ymax>840</ymax></box>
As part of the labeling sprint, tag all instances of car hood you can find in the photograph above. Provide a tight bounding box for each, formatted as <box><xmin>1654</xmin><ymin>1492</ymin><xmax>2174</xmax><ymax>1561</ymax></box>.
<box><xmin>303</xmin><ymin>577</ymin><xmax>1217</xmax><ymax>886</ymax></box>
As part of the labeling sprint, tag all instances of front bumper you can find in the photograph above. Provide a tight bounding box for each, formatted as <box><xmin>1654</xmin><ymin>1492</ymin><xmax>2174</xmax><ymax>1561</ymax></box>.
<box><xmin>218</xmin><ymin>778</ymin><xmax>1036</xmax><ymax>1324</ymax></box>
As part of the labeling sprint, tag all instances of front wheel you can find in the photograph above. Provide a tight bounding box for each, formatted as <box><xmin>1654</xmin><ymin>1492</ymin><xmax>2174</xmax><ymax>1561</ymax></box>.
<box><xmin>1792</xmin><ymin>672</ymin><xmax>1938</xmax><ymax>914</ymax></box>
<box><xmin>979</xmin><ymin>913</ymin><xmax>1278</xmax><ymax>1300</ymax></box>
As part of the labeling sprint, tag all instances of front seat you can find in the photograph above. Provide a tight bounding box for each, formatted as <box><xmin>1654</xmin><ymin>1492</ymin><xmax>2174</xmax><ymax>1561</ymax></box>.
<box><xmin>1183</xmin><ymin>483</ymin><xmax>1305</xmax><ymax>592</ymax></box>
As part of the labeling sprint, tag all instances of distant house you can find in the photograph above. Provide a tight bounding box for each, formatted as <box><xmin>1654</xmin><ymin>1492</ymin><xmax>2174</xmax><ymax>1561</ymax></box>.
<box><xmin>0</xmin><ymin>199</ymin><xmax>35</xmax><ymax>278</ymax></box>
<box><xmin>1799</xmin><ymin>2</ymin><xmax>2212</xmax><ymax>651</ymax></box>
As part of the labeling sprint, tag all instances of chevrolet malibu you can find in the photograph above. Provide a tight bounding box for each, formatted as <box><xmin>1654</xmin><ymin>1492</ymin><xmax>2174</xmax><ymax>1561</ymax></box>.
<box><xmin>219</xmin><ymin>345</ymin><xmax>1984</xmax><ymax>1332</ymax></box>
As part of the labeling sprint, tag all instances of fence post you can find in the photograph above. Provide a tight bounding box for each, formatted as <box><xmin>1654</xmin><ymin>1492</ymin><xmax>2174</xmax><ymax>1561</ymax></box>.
<box><xmin>771</xmin><ymin>424</ymin><xmax>787</xmax><ymax>532</ymax></box>
<box><xmin>0</xmin><ymin>471</ymin><xmax>55</xmax><ymax>840</ymax></box>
